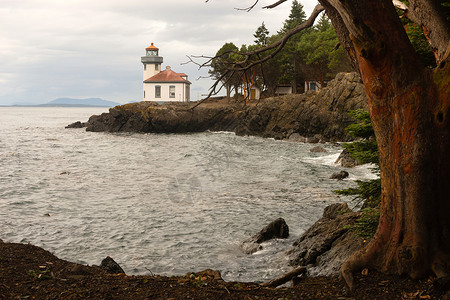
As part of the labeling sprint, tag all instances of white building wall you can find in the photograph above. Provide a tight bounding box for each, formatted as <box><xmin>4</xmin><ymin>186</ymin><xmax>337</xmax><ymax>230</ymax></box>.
<box><xmin>144</xmin><ymin>82</ymin><xmax>189</xmax><ymax>102</ymax></box>
<box><xmin>143</xmin><ymin>63</ymin><xmax>161</xmax><ymax>81</ymax></box>
<box><xmin>276</xmin><ymin>86</ymin><xmax>292</xmax><ymax>95</ymax></box>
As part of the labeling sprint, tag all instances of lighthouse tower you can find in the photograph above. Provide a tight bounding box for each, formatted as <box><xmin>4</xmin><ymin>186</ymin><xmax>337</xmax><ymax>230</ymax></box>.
<box><xmin>141</xmin><ymin>43</ymin><xmax>163</xmax><ymax>81</ymax></box>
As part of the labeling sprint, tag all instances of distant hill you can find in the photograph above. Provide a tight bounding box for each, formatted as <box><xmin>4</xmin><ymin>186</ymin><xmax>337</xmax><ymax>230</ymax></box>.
<box><xmin>44</xmin><ymin>98</ymin><xmax>121</xmax><ymax>107</ymax></box>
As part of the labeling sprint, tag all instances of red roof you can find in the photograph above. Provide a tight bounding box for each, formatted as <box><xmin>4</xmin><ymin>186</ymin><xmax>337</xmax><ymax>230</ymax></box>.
<box><xmin>146</xmin><ymin>43</ymin><xmax>159</xmax><ymax>51</ymax></box>
<box><xmin>144</xmin><ymin>68</ymin><xmax>191</xmax><ymax>84</ymax></box>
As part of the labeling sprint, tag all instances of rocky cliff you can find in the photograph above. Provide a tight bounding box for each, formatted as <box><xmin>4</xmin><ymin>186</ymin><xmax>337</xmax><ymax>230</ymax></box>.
<box><xmin>84</xmin><ymin>72</ymin><xmax>367</xmax><ymax>142</ymax></box>
<box><xmin>286</xmin><ymin>203</ymin><xmax>364</xmax><ymax>277</ymax></box>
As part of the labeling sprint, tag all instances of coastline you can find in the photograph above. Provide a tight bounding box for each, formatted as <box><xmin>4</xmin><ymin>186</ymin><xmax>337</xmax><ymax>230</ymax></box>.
<box><xmin>82</xmin><ymin>73</ymin><xmax>367</xmax><ymax>143</ymax></box>
<box><xmin>0</xmin><ymin>238</ymin><xmax>439</xmax><ymax>299</ymax></box>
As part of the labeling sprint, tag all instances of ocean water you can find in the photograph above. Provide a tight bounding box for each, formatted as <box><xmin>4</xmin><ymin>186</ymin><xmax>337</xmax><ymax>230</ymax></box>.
<box><xmin>0</xmin><ymin>107</ymin><xmax>375</xmax><ymax>282</ymax></box>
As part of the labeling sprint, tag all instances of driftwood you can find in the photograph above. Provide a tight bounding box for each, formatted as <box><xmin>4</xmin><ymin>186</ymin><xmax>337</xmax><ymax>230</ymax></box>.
<box><xmin>261</xmin><ymin>266</ymin><xmax>306</xmax><ymax>288</ymax></box>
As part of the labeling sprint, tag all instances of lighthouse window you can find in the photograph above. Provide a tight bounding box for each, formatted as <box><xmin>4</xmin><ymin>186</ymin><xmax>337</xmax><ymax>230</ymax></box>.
<box><xmin>155</xmin><ymin>64</ymin><xmax>159</xmax><ymax>71</ymax></box>
<box><xmin>155</xmin><ymin>86</ymin><xmax>161</xmax><ymax>98</ymax></box>
<box><xmin>144</xmin><ymin>64</ymin><xmax>147</xmax><ymax>71</ymax></box>
<box><xmin>169</xmin><ymin>86</ymin><xmax>175</xmax><ymax>98</ymax></box>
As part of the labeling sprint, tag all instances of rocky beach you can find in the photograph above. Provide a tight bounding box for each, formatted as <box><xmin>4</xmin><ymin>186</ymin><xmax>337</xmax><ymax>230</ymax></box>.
<box><xmin>1</xmin><ymin>238</ymin><xmax>444</xmax><ymax>299</ymax></box>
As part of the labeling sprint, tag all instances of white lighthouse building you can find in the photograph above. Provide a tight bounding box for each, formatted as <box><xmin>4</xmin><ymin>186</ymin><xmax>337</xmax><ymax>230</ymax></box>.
<box><xmin>141</xmin><ymin>43</ymin><xmax>191</xmax><ymax>102</ymax></box>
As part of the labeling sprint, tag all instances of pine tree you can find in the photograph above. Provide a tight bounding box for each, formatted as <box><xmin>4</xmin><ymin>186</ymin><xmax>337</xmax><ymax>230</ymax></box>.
<box><xmin>254</xmin><ymin>22</ymin><xmax>269</xmax><ymax>46</ymax></box>
<box><xmin>314</xmin><ymin>12</ymin><xmax>331</xmax><ymax>32</ymax></box>
<box><xmin>281</xmin><ymin>0</ymin><xmax>306</xmax><ymax>32</ymax></box>
<box><xmin>335</xmin><ymin>110</ymin><xmax>381</xmax><ymax>239</ymax></box>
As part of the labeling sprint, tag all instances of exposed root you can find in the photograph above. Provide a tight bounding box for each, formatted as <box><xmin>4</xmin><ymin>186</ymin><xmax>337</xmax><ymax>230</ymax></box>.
<box><xmin>432</xmin><ymin>251</ymin><xmax>450</xmax><ymax>279</ymax></box>
<box><xmin>342</xmin><ymin>243</ymin><xmax>450</xmax><ymax>291</ymax></box>
<box><xmin>340</xmin><ymin>244</ymin><xmax>379</xmax><ymax>291</ymax></box>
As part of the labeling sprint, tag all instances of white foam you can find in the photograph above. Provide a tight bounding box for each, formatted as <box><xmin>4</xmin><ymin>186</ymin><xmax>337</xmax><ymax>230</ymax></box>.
<box><xmin>348</xmin><ymin>164</ymin><xmax>379</xmax><ymax>180</ymax></box>
<box><xmin>303</xmin><ymin>152</ymin><xmax>341</xmax><ymax>166</ymax></box>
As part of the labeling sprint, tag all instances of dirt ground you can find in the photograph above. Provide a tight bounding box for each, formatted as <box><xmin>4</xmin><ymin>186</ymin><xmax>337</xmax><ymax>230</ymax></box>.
<box><xmin>1</xmin><ymin>240</ymin><xmax>447</xmax><ymax>299</ymax></box>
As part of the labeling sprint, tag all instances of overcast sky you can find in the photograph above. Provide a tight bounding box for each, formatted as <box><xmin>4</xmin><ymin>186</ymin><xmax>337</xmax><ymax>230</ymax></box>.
<box><xmin>0</xmin><ymin>0</ymin><xmax>318</xmax><ymax>105</ymax></box>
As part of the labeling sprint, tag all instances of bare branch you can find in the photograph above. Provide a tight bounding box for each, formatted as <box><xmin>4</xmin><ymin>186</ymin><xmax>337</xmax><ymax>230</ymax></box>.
<box><xmin>190</xmin><ymin>3</ymin><xmax>325</xmax><ymax>108</ymax></box>
<box><xmin>263</xmin><ymin>0</ymin><xmax>288</xmax><ymax>9</ymax></box>
<box><xmin>235</xmin><ymin>0</ymin><xmax>260</xmax><ymax>12</ymax></box>
<box><xmin>190</xmin><ymin>71</ymin><xmax>231</xmax><ymax>109</ymax></box>
<box><xmin>209</xmin><ymin>0</ymin><xmax>288</xmax><ymax>11</ymax></box>
<box><xmin>181</xmin><ymin>55</ymin><xmax>206</xmax><ymax>68</ymax></box>
<box><xmin>230</xmin><ymin>4</ymin><xmax>324</xmax><ymax>71</ymax></box>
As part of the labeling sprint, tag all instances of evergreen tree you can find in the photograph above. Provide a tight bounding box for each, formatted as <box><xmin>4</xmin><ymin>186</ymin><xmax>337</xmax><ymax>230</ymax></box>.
<box><xmin>281</xmin><ymin>0</ymin><xmax>306</xmax><ymax>32</ymax></box>
<box><xmin>278</xmin><ymin>0</ymin><xmax>308</xmax><ymax>92</ymax></box>
<box><xmin>335</xmin><ymin>110</ymin><xmax>381</xmax><ymax>239</ymax></box>
<box><xmin>297</xmin><ymin>21</ymin><xmax>351</xmax><ymax>86</ymax></box>
<box><xmin>209</xmin><ymin>42</ymin><xmax>240</xmax><ymax>100</ymax></box>
<box><xmin>314</xmin><ymin>12</ymin><xmax>331</xmax><ymax>32</ymax></box>
<box><xmin>254</xmin><ymin>22</ymin><xmax>269</xmax><ymax>46</ymax></box>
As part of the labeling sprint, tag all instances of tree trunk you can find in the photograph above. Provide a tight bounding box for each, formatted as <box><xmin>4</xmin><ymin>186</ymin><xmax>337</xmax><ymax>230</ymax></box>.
<box><xmin>318</xmin><ymin>0</ymin><xmax>450</xmax><ymax>287</ymax></box>
<box><xmin>404</xmin><ymin>0</ymin><xmax>450</xmax><ymax>63</ymax></box>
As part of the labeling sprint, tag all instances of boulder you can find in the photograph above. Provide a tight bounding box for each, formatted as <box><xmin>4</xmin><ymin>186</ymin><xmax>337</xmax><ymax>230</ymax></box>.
<box><xmin>330</xmin><ymin>170</ymin><xmax>349</xmax><ymax>180</ymax></box>
<box><xmin>65</xmin><ymin>121</ymin><xmax>83</xmax><ymax>128</ymax></box>
<box><xmin>242</xmin><ymin>218</ymin><xmax>289</xmax><ymax>254</ymax></box>
<box><xmin>286</xmin><ymin>203</ymin><xmax>363</xmax><ymax>276</ymax></box>
<box><xmin>335</xmin><ymin>148</ymin><xmax>361</xmax><ymax>167</ymax></box>
<box><xmin>99</xmin><ymin>256</ymin><xmax>125</xmax><ymax>274</ymax></box>
<box><xmin>310</xmin><ymin>146</ymin><xmax>327</xmax><ymax>153</ymax></box>
<box><xmin>288</xmin><ymin>133</ymin><xmax>307</xmax><ymax>142</ymax></box>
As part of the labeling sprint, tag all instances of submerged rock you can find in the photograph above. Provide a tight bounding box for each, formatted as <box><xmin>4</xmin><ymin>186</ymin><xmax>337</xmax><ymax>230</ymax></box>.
<box><xmin>288</xmin><ymin>133</ymin><xmax>307</xmax><ymax>142</ymax></box>
<box><xmin>242</xmin><ymin>218</ymin><xmax>290</xmax><ymax>254</ymax></box>
<box><xmin>100</xmin><ymin>256</ymin><xmax>125</xmax><ymax>274</ymax></box>
<box><xmin>65</xmin><ymin>121</ymin><xmax>83</xmax><ymax>128</ymax></box>
<box><xmin>286</xmin><ymin>203</ymin><xmax>363</xmax><ymax>276</ymax></box>
<box><xmin>310</xmin><ymin>146</ymin><xmax>327</xmax><ymax>153</ymax></box>
<box><xmin>330</xmin><ymin>170</ymin><xmax>349</xmax><ymax>180</ymax></box>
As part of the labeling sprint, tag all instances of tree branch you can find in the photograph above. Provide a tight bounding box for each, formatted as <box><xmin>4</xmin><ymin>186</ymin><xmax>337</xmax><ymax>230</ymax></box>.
<box><xmin>263</xmin><ymin>0</ymin><xmax>288</xmax><ymax>9</ymax></box>
<box><xmin>190</xmin><ymin>2</ymin><xmax>325</xmax><ymax>108</ymax></box>
<box><xmin>261</xmin><ymin>266</ymin><xmax>306</xmax><ymax>287</ymax></box>
<box><xmin>230</xmin><ymin>4</ymin><xmax>324</xmax><ymax>71</ymax></box>
<box><xmin>235</xmin><ymin>0</ymin><xmax>260</xmax><ymax>12</ymax></box>
<box><xmin>389</xmin><ymin>0</ymin><xmax>450</xmax><ymax>63</ymax></box>
<box><xmin>263</xmin><ymin>0</ymin><xmax>287</xmax><ymax>9</ymax></box>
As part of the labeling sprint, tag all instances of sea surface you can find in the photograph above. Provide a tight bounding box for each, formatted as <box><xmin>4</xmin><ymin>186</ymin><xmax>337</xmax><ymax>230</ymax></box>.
<box><xmin>0</xmin><ymin>107</ymin><xmax>375</xmax><ymax>282</ymax></box>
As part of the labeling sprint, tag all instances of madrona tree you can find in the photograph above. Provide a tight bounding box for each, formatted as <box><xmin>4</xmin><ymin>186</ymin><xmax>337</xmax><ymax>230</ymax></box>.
<box><xmin>324</xmin><ymin>0</ymin><xmax>449</xmax><ymax>288</ymax></box>
<box><xmin>206</xmin><ymin>0</ymin><xmax>450</xmax><ymax>289</ymax></box>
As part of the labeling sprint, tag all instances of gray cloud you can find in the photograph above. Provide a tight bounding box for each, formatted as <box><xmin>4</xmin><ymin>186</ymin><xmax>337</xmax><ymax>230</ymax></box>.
<box><xmin>0</xmin><ymin>0</ymin><xmax>318</xmax><ymax>105</ymax></box>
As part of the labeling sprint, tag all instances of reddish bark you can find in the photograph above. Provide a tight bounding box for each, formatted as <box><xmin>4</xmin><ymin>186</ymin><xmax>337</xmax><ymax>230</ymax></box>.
<box><xmin>316</xmin><ymin>0</ymin><xmax>450</xmax><ymax>288</ymax></box>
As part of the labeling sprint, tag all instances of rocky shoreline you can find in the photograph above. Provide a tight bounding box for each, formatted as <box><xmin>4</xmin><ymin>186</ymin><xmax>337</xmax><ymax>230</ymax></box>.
<box><xmin>65</xmin><ymin>72</ymin><xmax>371</xmax><ymax>282</ymax></box>
<box><xmin>17</xmin><ymin>72</ymin><xmax>444</xmax><ymax>298</ymax></box>
<box><xmin>1</xmin><ymin>211</ymin><xmax>444</xmax><ymax>299</ymax></box>
<box><xmin>71</xmin><ymin>72</ymin><xmax>367</xmax><ymax>143</ymax></box>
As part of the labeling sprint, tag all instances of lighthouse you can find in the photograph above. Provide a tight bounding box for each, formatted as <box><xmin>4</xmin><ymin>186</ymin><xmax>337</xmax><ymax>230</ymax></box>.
<box><xmin>141</xmin><ymin>43</ymin><xmax>163</xmax><ymax>81</ymax></box>
<box><xmin>141</xmin><ymin>43</ymin><xmax>191</xmax><ymax>102</ymax></box>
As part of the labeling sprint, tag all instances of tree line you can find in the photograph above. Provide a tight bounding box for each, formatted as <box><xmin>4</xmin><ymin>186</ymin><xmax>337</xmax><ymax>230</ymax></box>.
<box><xmin>209</xmin><ymin>0</ymin><xmax>352</xmax><ymax>100</ymax></box>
